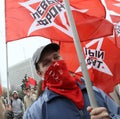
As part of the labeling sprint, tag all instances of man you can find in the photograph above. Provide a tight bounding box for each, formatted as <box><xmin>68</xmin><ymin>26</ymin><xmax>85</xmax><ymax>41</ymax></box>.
<box><xmin>23</xmin><ymin>43</ymin><xmax>120</xmax><ymax>119</ymax></box>
<box><xmin>4</xmin><ymin>104</ymin><xmax>14</xmax><ymax>119</ymax></box>
<box><xmin>24</xmin><ymin>88</ymin><xmax>37</xmax><ymax>110</ymax></box>
<box><xmin>11</xmin><ymin>91</ymin><xmax>24</xmax><ymax>119</ymax></box>
<box><xmin>0</xmin><ymin>96</ymin><xmax>5</xmax><ymax>119</ymax></box>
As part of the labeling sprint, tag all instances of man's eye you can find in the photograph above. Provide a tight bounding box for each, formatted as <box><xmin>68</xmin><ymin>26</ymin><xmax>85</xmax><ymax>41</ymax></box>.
<box><xmin>54</xmin><ymin>55</ymin><xmax>60</xmax><ymax>60</ymax></box>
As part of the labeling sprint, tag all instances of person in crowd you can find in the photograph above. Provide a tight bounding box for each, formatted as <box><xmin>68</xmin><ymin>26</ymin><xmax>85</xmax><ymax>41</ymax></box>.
<box><xmin>0</xmin><ymin>96</ymin><xmax>14</xmax><ymax>119</ymax></box>
<box><xmin>23</xmin><ymin>43</ymin><xmax>120</xmax><ymax>119</ymax></box>
<box><xmin>4</xmin><ymin>104</ymin><xmax>14</xmax><ymax>119</ymax></box>
<box><xmin>0</xmin><ymin>96</ymin><xmax>5</xmax><ymax>119</ymax></box>
<box><xmin>11</xmin><ymin>90</ymin><xmax>24</xmax><ymax>119</ymax></box>
<box><xmin>23</xmin><ymin>88</ymin><xmax>37</xmax><ymax>110</ymax></box>
<box><xmin>31</xmin><ymin>87</ymin><xmax>37</xmax><ymax>100</ymax></box>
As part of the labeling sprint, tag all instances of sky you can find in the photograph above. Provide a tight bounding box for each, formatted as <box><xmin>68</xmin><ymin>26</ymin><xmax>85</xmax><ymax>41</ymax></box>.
<box><xmin>7</xmin><ymin>37</ymin><xmax>50</xmax><ymax>67</ymax></box>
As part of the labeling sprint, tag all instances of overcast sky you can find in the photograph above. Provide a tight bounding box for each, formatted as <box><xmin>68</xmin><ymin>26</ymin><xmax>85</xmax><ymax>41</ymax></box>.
<box><xmin>7</xmin><ymin>37</ymin><xmax>50</xmax><ymax>67</ymax></box>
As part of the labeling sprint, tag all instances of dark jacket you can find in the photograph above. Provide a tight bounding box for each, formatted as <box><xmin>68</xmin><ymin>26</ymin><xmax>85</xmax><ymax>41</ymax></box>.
<box><xmin>4</xmin><ymin>110</ymin><xmax>14</xmax><ymax>119</ymax></box>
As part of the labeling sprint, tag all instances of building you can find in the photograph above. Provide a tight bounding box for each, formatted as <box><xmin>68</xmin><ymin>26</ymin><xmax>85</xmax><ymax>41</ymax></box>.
<box><xmin>8</xmin><ymin>58</ymin><xmax>40</xmax><ymax>91</ymax></box>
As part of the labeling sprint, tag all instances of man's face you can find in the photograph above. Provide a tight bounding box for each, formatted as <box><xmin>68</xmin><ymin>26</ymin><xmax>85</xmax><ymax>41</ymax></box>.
<box><xmin>37</xmin><ymin>51</ymin><xmax>62</xmax><ymax>77</ymax></box>
<box><xmin>24</xmin><ymin>89</ymin><xmax>30</xmax><ymax>95</ymax></box>
<box><xmin>13</xmin><ymin>93</ymin><xmax>18</xmax><ymax>99</ymax></box>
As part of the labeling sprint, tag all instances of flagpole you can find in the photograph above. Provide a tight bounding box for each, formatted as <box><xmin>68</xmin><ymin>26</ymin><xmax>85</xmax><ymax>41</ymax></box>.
<box><xmin>0</xmin><ymin>0</ymin><xmax>10</xmax><ymax>103</ymax></box>
<box><xmin>6</xmin><ymin>44</ymin><xmax>10</xmax><ymax>103</ymax></box>
<box><xmin>63</xmin><ymin>0</ymin><xmax>98</xmax><ymax>108</ymax></box>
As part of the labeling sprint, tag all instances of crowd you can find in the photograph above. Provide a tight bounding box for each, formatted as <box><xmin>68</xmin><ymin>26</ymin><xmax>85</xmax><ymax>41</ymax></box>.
<box><xmin>0</xmin><ymin>43</ymin><xmax>120</xmax><ymax>119</ymax></box>
<box><xmin>0</xmin><ymin>87</ymin><xmax>37</xmax><ymax>119</ymax></box>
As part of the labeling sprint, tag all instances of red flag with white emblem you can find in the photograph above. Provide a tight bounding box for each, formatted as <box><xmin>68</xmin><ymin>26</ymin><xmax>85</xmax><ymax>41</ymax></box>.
<box><xmin>101</xmin><ymin>0</ymin><xmax>120</xmax><ymax>48</ymax></box>
<box><xmin>59</xmin><ymin>38</ymin><xmax>120</xmax><ymax>94</ymax></box>
<box><xmin>6</xmin><ymin>0</ymin><xmax>113</xmax><ymax>42</ymax></box>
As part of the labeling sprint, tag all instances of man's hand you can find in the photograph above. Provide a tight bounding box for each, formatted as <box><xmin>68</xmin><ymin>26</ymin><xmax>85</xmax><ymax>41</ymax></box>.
<box><xmin>6</xmin><ymin>104</ymin><xmax>12</xmax><ymax>111</ymax></box>
<box><xmin>87</xmin><ymin>106</ymin><xmax>110</xmax><ymax>119</ymax></box>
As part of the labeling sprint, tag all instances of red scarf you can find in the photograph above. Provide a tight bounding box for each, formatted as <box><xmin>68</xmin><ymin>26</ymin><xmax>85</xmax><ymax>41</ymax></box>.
<box><xmin>42</xmin><ymin>60</ymin><xmax>84</xmax><ymax>109</ymax></box>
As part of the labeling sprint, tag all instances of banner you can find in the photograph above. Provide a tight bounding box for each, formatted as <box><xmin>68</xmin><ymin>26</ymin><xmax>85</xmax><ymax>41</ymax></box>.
<box><xmin>6</xmin><ymin>0</ymin><xmax>113</xmax><ymax>42</ymax></box>
<box><xmin>70</xmin><ymin>0</ymin><xmax>105</xmax><ymax>18</ymax></box>
<box><xmin>101</xmin><ymin>0</ymin><xmax>120</xmax><ymax>47</ymax></box>
<box><xmin>59</xmin><ymin>38</ymin><xmax>120</xmax><ymax>94</ymax></box>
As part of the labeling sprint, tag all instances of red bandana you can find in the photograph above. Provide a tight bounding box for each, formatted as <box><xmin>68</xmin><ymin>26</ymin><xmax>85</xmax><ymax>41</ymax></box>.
<box><xmin>42</xmin><ymin>60</ymin><xmax>84</xmax><ymax>109</ymax></box>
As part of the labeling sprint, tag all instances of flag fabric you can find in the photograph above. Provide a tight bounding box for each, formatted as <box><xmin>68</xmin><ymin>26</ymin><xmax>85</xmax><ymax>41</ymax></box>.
<box><xmin>70</xmin><ymin>0</ymin><xmax>120</xmax><ymax>48</ymax></box>
<box><xmin>6</xmin><ymin>0</ymin><xmax>113</xmax><ymax>42</ymax></box>
<box><xmin>0</xmin><ymin>85</ymin><xmax>2</xmax><ymax>96</ymax></box>
<box><xmin>59</xmin><ymin>41</ymin><xmax>79</xmax><ymax>72</ymax></box>
<box><xmin>102</xmin><ymin>0</ymin><xmax>120</xmax><ymax>48</ymax></box>
<box><xmin>0</xmin><ymin>77</ymin><xmax>2</xmax><ymax>96</ymax></box>
<box><xmin>28</xmin><ymin>76</ymin><xmax>37</xmax><ymax>86</ymax></box>
<box><xmin>59</xmin><ymin>38</ymin><xmax>120</xmax><ymax>94</ymax></box>
<box><xmin>104</xmin><ymin>0</ymin><xmax>120</xmax><ymax>22</ymax></box>
<box><xmin>25</xmin><ymin>81</ymin><xmax>30</xmax><ymax>89</ymax></box>
<box><xmin>58</xmin><ymin>41</ymin><xmax>94</xmax><ymax>80</ymax></box>
<box><xmin>83</xmin><ymin>38</ymin><xmax>120</xmax><ymax>94</ymax></box>
<box><xmin>69</xmin><ymin>0</ymin><xmax>106</xmax><ymax>18</ymax></box>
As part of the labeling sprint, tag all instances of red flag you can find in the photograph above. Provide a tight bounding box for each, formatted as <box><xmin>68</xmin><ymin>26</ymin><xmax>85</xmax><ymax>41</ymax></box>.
<box><xmin>59</xmin><ymin>38</ymin><xmax>120</xmax><ymax>94</ymax></box>
<box><xmin>83</xmin><ymin>38</ymin><xmax>120</xmax><ymax>94</ymax></box>
<box><xmin>103</xmin><ymin>0</ymin><xmax>120</xmax><ymax>47</ymax></box>
<box><xmin>6</xmin><ymin>0</ymin><xmax>113</xmax><ymax>42</ymax></box>
<box><xmin>59</xmin><ymin>41</ymin><xmax>79</xmax><ymax>72</ymax></box>
<box><xmin>25</xmin><ymin>81</ymin><xmax>30</xmax><ymax>89</ymax></box>
<box><xmin>70</xmin><ymin>0</ymin><xmax>106</xmax><ymax>18</ymax></box>
<box><xmin>28</xmin><ymin>76</ymin><xmax>37</xmax><ymax>86</ymax></box>
<box><xmin>0</xmin><ymin>78</ymin><xmax>2</xmax><ymax>96</ymax></box>
<box><xmin>105</xmin><ymin>0</ymin><xmax>120</xmax><ymax>22</ymax></box>
<box><xmin>0</xmin><ymin>85</ymin><xmax>2</xmax><ymax>96</ymax></box>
